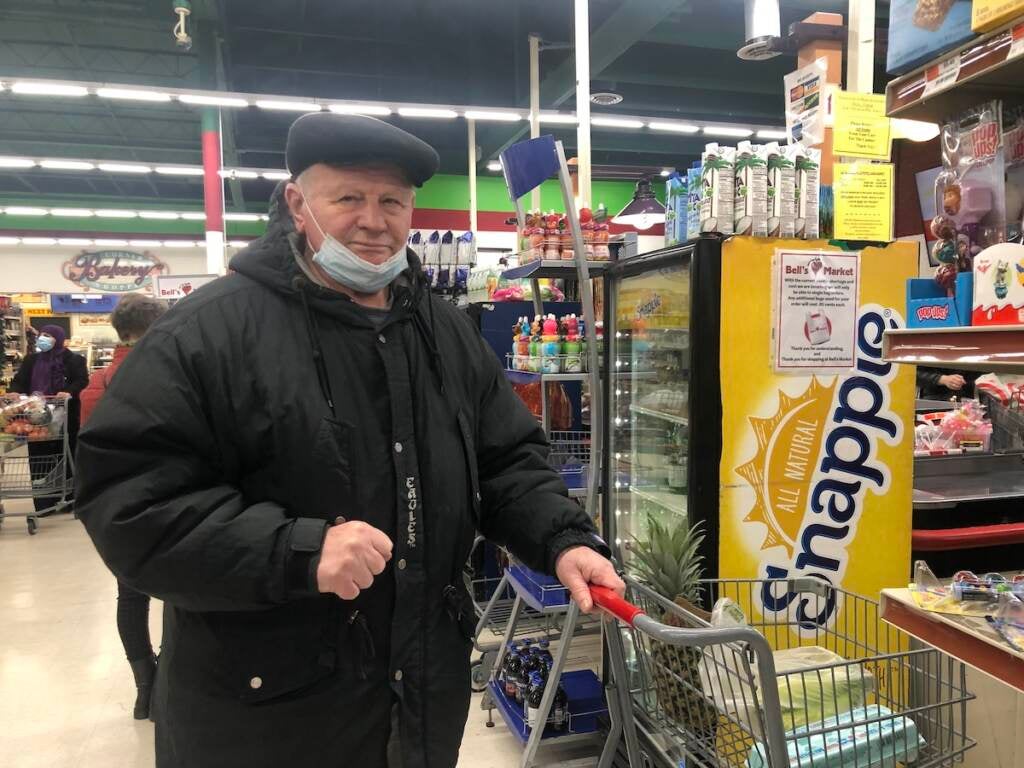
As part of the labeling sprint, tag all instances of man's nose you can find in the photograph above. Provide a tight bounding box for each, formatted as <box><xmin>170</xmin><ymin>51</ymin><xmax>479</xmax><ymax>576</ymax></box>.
<box><xmin>357</xmin><ymin>200</ymin><xmax>387</xmax><ymax>233</ymax></box>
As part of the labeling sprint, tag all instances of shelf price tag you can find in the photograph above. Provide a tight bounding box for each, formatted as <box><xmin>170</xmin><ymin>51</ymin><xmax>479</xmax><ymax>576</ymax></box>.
<box><xmin>1009</xmin><ymin>22</ymin><xmax>1024</xmax><ymax>61</ymax></box>
<box><xmin>922</xmin><ymin>57</ymin><xmax>961</xmax><ymax>98</ymax></box>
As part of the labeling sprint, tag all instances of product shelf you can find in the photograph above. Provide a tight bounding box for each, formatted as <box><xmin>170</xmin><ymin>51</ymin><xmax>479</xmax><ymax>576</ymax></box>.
<box><xmin>882</xmin><ymin>325</ymin><xmax>1024</xmax><ymax>373</ymax></box>
<box><xmin>628</xmin><ymin>485</ymin><xmax>687</xmax><ymax>517</ymax></box>
<box><xmin>501</xmin><ymin>260</ymin><xmax>613</xmax><ymax>281</ymax></box>
<box><xmin>486</xmin><ymin>676</ymin><xmax>605</xmax><ymax>745</ymax></box>
<box><xmin>504</xmin><ymin>369</ymin><xmax>590</xmax><ymax>384</ymax></box>
<box><xmin>886</xmin><ymin>16</ymin><xmax>1024</xmax><ymax>121</ymax></box>
<box><xmin>628</xmin><ymin>403</ymin><xmax>688</xmax><ymax>427</ymax></box>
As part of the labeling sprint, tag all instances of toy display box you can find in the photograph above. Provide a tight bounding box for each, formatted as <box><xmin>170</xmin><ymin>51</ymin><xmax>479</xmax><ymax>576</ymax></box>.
<box><xmin>907</xmin><ymin>272</ymin><xmax>974</xmax><ymax>327</ymax></box>
<box><xmin>887</xmin><ymin>0</ymin><xmax>976</xmax><ymax>75</ymax></box>
<box><xmin>972</xmin><ymin>242</ymin><xmax>1024</xmax><ymax>324</ymax></box>
<box><xmin>972</xmin><ymin>0</ymin><xmax>1024</xmax><ymax>33</ymax></box>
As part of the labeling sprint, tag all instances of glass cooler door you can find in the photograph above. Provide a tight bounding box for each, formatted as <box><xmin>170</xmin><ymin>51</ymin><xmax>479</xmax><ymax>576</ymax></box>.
<box><xmin>607</xmin><ymin>252</ymin><xmax>693</xmax><ymax>565</ymax></box>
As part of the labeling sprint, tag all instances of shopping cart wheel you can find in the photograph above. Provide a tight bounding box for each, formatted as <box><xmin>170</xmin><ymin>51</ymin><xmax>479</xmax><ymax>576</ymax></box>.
<box><xmin>27</xmin><ymin>517</ymin><xmax>38</xmax><ymax>535</ymax></box>
<box><xmin>470</xmin><ymin>659</ymin><xmax>487</xmax><ymax>693</ymax></box>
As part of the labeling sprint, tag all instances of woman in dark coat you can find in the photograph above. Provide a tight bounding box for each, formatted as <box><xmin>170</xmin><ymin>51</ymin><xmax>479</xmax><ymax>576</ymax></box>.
<box><xmin>9</xmin><ymin>324</ymin><xmax>89</xmax><ymax>513</ymax></box>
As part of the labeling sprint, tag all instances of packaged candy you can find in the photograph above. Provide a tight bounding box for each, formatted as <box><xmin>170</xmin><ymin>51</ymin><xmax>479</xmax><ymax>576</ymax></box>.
<box><xmin>1003</xmin><ymin>104</ymin><xmax>1024</xmax><ymax>242</ymax></box>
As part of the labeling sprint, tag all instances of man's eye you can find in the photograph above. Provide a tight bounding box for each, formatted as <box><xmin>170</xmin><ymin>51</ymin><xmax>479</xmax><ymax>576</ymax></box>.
<box><xmin>337</xmin><ymin>195</ymin><xmax>360</xmax><ymax>204</ymax></box>
<box><xmin>383</xmin><ymin>198</ymin><xmax>405</xmax><ymax>208</ymax></box>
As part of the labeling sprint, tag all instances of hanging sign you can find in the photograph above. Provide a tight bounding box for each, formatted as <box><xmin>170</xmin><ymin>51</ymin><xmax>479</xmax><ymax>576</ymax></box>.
<box><xmin>62</xmin><ymin>250</ymin><xmax>167</xmax><ymax>293</ymax></box>
<box><xmin>154</xmin><ymin>274</ymin><xmax>218</xmax><ymax>300</ymax></box>
<box><xmin>784</xmin><ymin>58</ymin><xmax>827</xmax><ymax>146</ymax></box>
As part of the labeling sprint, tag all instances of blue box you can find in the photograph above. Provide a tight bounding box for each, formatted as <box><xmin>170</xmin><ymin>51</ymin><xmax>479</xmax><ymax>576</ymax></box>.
<box><xmin>508</xmin><ymin>564</ymin><xmax>569</xmax><ymax>608</ymax></box>
<box><xmin>906</xmin><ymin>272</ymin><xmax>973</xmax><ymax>327</ymax></box>
<box><xmin>49</xmin><ymin>293</ymin><xmax>121</xmax><ymax>314</ymax></box>
<box><xmin>886</xmin><ymin>0</ymin><xmax>975</xmax><ymax>75</ymax></box>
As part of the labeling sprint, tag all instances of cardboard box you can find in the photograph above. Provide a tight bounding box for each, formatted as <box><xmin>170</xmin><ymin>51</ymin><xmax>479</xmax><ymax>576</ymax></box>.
<box><xmin>907</xmin><ymin>272</ymin><xmax>973</xmax><ymax>327</ymax></box>
<box><xmin>887</xmin><ymin>0</ymin><xmax>976</xmax><ymax>75</ymax></box>
<box><xmin>972</xmin><ymin>242</ymin><xmax>1024</xmax><ymax>325</ymax></box>
<box><xmin>972</xmin><ymin>0</ymin><xmax>1024</xmax><ymax>32</ymax></box>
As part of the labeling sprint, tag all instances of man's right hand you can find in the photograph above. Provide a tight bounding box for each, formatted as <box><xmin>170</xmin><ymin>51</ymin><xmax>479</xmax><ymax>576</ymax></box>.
<box><xmin>939</xmin><ymin>374</ymin><xmax>966</xmax><ymax>392</ymax></box>
<box><xmin>316</xmin><ymin>521</ymin><xmax>393</xmax><ymax>600</ymax></box>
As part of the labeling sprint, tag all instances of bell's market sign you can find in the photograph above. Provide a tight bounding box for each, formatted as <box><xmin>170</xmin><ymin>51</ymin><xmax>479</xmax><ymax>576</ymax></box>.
<box><xmin>62</xmin><ymin>250</ymin><xmax>167</xmax><ymax>293</ymax></box>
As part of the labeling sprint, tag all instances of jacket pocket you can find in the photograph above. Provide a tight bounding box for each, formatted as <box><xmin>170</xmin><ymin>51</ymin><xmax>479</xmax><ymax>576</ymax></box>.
<box><xmin>455</xmin><ymin>410</ymin><xmax>481</xmax><ymax>528</ymax></box>
<box><xmin>443</xmin><ymin>582</ymin><xmax>479</xmax><ymax>642</ymax></box>
<box><xmin>311</xmin><ymin>417</ymin><xmax>353</xmax><ymax>505</ymax></box>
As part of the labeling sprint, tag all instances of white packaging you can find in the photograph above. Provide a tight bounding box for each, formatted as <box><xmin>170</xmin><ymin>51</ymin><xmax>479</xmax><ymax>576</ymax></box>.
<box><xmin>767</xmin><ymin>142</ymin><xmax>797</xmax><ymax>238</ymax></box>
<box><xmin>794</xmin><ymin>145</ymin><xmax>821</xmax><ymax>240</ymax></box>
<box><xmin>700</xmin><ymin>143</ymin><xmax>736</xmax><ymax>235</ymax></box>
<box><xmin>735</xmin><ymin>141</ymin><xmax>769</xmax><ymax>237</ymax></box>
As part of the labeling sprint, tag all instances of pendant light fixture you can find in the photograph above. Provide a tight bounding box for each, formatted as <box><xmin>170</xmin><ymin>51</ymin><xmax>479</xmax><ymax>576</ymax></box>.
<box><xmin>612</xmin><ymin>178</ymin><xmax>665</xmax><ymax>230</ymax></box>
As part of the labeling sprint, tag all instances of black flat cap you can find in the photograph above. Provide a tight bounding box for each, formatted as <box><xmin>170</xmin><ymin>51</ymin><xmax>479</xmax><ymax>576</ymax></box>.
<box><xmin>286</xmin><ymin>112</ymin><xmax>440</xmax><ymax>186</ymax></box>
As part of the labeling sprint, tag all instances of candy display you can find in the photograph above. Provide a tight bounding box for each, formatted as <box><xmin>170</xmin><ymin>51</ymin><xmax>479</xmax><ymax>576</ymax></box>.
<box><xmin>518</xmin><ymin>206</ymin><xmax>610</xmax><ymax>265</ymax></box>
<box><xmin>914</xmin><ymin>399</ymin><xmax>992</xmax><ymax>455</ymax></box>
<box><xmin>972</xmin><ymin>0</ymin><xmax>1024</xmax><ymax>32</ymax></box>
<box><xmin>911</xmin><ymin>560</ymin><xmax>1024</xmax><ymax>618</ymax></box>
<box><xmin>886</xmin><ymin>0</ymin><xmax>975</xmax><ymax>75</ymax></box>
<box><xmin>509</xmin><ymin>313</ymin><xmax>597</xmax><ymax>374</ymax></box>
<box><xmin>971</xmin><ymin>241</ymin><xmax>1024</xmax><ymax>325</ymax></box>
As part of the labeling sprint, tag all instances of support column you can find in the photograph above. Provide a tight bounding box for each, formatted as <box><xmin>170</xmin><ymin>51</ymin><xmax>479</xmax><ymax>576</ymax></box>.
<box><xmin>573</xmin><ymin>0</ymin><xmax>592</xmax><ymax>208</ymax></box>
<box><xmin>529</xmin><ymin>33</ymin><xmax>542</xmax><ymax>213</ymax></box>
<box><xmin>201</xmin><ymin>107</ymin><xmax>226</xmax><ymax>275</ymax></box>
<box><xmin>467</xmin><ymin>118</ymin><xmax>478</xmax><ymax>233</ymax></box>
<box><xmin>847</xmin><ymin>0</ymin><xmax>875</xmax><ymax>93</ymax></box>
<box><xmin>798</xmin><ymin>12</ymin><xmax>844</xmax><ymax>187</ymax></box>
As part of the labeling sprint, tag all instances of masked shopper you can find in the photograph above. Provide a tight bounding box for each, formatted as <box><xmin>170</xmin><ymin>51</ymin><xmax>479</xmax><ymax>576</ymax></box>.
<box><xmin>75</xmin><ymin>113</ymin><xmax>623</xmax><ymax>768</ymax></box>
<box><xmin>80</xmin><ymin>294</ymin><xmax>168</xmax><ymax>720</ymax></box>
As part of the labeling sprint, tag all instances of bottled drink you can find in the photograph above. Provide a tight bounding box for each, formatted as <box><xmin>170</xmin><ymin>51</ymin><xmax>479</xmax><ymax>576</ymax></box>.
<box><xmin>526</xmin><ymin>672</ymin><xmax>546</xmax><ymax>728</ymax></box>
<box><xmin>551</xmin><ymin>682</ymin><xmax>569</xmax><ymax>732</ymax></box>
<box><xmin>515</xmin><ymin>655</ymin><xmax>532</xmax><ymax>707</ymax></box>
<box><xmin>499</xmin><ymin>641</ymin><xmax>519</xmax><ymax>688</ymax></box>
<box><xmin>504</xmin><ymin>645</ymin><xmax>523</xmax><ymax>700</ymax></box>
<box><xmin>538</xmin><ymin>638</ymin><xmax>553</xmax><ymax>666</ymax></box>
<box><xmin>523</xmin><ymin>647</ymin><xmax>544</xmax><ymax>679</ymax></box>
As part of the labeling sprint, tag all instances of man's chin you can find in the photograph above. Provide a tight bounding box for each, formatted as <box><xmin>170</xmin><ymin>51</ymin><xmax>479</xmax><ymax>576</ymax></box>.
<box><xmin>350</xmin><ymin>246</ymin><xmax>394</xmax><ymax>264</ymax></box>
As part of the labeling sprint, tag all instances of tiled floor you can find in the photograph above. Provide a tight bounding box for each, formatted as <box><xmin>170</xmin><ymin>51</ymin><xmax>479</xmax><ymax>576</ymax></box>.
<box><xmin>0</xmin><ymin>504</ymin><xmax>601</xmax><ymax>768</ymax></box>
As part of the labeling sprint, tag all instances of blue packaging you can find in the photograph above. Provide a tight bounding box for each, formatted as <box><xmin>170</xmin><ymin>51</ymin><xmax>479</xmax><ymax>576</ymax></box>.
<box><xmin>906</xmin><ymin>272</ymin><xmax>973</xmax><ymax>327</ymax></box>
<box><xmin>686</xmin><ymin>162</ymin><xmax>702</xmax><ymax>241</ymax></box>
<box><xmin>886</xmin><ymin>0</ymin><xmax>975</xmax><ymax>75</ymax></box>
<box><xmin>665</xmin><ymin>172</ymin><xmax>687</xmax><ymax>247</ymax></box>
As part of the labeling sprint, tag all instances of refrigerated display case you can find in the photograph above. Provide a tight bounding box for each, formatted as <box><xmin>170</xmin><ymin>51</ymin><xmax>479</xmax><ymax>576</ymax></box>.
<box><xmin>603</xmin><ymin>237</ymin><xmax>723</xmax><ymax>577</ymax></box>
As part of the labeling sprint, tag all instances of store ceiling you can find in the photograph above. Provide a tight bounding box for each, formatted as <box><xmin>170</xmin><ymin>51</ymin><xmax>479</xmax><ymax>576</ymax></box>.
<box><xmin>0</xmin><ymin>0</ymin><xmax>892</xmax><ymax>211</ymax></box>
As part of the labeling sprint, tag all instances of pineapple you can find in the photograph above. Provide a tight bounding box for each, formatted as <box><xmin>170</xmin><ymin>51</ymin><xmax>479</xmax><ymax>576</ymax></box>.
<box><xmin>629</xmin><ymin>517</ymin><xmax>719</xmax><ymax>750</ymax></box>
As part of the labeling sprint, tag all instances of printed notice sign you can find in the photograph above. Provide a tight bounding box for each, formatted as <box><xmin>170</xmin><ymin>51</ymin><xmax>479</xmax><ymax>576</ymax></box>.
<box><xmin>784</xmin><ymin>58</ymin><xmax>827</xmax><ymax>146</ymax></box>
<box><xmin>774</xmin><ymin>249</ymin><xmax>861</xmax><ymax>373</ymax></box>
<box><xmin>833</xmin><ymin>91</ymin><xmax>891</xmax><ymax>160</ymax></box>
<box><xmin>834</xmin><ymin>163</ymin><xmax>895</xmax><ymax>242</ymax></box>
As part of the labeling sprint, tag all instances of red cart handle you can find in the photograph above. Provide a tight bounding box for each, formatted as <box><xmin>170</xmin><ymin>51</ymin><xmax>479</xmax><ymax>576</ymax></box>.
<box><xmin>590</xmin><ymin>585</ymin><xmax>645</xmax><ymax>627</ymax></box>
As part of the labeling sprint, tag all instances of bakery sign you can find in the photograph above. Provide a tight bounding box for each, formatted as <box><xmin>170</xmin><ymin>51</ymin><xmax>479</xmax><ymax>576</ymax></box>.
<box><xmin>62</xmin><ymin>250</ymin><xmax>167</xmax><ymax>292</ymax></box>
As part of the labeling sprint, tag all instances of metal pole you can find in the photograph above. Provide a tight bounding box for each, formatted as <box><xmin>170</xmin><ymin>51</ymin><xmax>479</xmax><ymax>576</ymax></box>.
<box><xmin>529</xmin><ymin>33</ymin><xmax>541</xmax><ymax>214</ymax></box>
<box><xmin>573</xmin><ymin>0</ymin><xmax>592</xmax><ymax>208</ymax></box>
<box><xmin>201</xmin><ymin>107</ymin><xmax>226</xmax><ymax>275</ymax></box>
<box><xmin>847</xmin><ymin>0</ymin><xmax>875</xmax><ymax>93</ymax></box>
<box><xmin>468</xmin><ymin>118</ymin><xmax>478</xmax><ymax>233</ymax></box>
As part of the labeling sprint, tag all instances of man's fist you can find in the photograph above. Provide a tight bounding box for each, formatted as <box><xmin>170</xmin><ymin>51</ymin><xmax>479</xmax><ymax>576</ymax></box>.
<box><xmin>316</xmin><ymin>521</ymin><xmax>393</xmax><ymax>600</ymax></box>
<box><xmin>939</xmin><ymin>374</ymin><xmax>966</xmax><ymax>391</ymax></box>
<box><xmin>555</xmin><ymin>546</ymin><xmax>625</xmax><ymax>614</ymax></box>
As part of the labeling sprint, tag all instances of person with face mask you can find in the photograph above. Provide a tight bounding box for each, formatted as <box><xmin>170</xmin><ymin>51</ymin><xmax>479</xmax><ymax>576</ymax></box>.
<box><xmin>75</xmin><ymin>113</ymin><xmax>623</xmax><ymax>768</ymax></box>
<box><xmin>9</xmin><ymin>324</ymin><xmax>88</xmax><ymax>515</ymax></box>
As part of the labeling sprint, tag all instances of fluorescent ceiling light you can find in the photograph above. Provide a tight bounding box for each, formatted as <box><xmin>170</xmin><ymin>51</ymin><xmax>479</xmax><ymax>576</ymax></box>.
<box><xmin>228</xmin><ymin>240</ymin><xmax>251</xmax><ymax>248</ymax></box>
<box><xmin>40</xmin><ymin>159</ymin><xmax>95</xmax><ymax>171</ymax></box>
<box><xmin>0</xmin><ymin>237</ymin><xmax>20</xmax><ymax>245</ymax></box>
<box><xmin>94</xmin><ymin>239</ymin><xmax>129</xmax><ymax>246</ymax></box>
<box><xmin>11</xmin><ymin>82</ymin><xmax>88</xmax><ymax>97</ymax></box>
<box><xmin>703</xmin><ymin>126</ymin><xmax>753</xmax><ymax>137</ymax></box>
<box><xmin>50</xmin><ymin>208</ymin><xmax>94</xmax><ymax>217</ymax></box>
<box><xmin>179</xmin><ymin>212</ymin><xmax>206</xmax><ymax>221</ymax></box>
<box><xmin>259</xmin><ymin>215</ymin><xmax>270</xmax><ymax>221</ymax></box>
<box><xmin>129</xmin><ymin>240</ymin><xmax>162</xmax><ymax>247</ymax></box>
<box><xmin>139</xmin><ymin>211</ymin><xmax>181</xmax><ymax>220</ymax></box>
<box><xmin>0</xmin><ymin>156</ymin><xmax>36</xmax><ymax>168</ymax></box>
<box><xmin>155</xmin><ymin>166</ymin><xmax>204</xmax><ymax>176</ymax></box>
<box><xmin>464</xmin><ymin>111</ymin><xmax>522</xmax><ymax>122</ymax></box>
<box><xmin>328</xmin><ymin>103</ymin><xmax>392</xmax><ymax>116</ymax></box>
<box><xmin>94</xmin><ymin>209</ymin><xmax>138</xmax><ymax>218</ymax></box>
<box><xmin>178</xmin><ymin>94</ymin><xmax>249</xmax><ymax>108</ymax></box>
<box><xmin>96</xmin><ymin>87</ymin><xmax>171</xmax><ymax>102</ymax></box>
<box><xmin>660</xmin><ymin>169</ymin><xmax>671</xmax><ymax>177</ymax></box>
<box><xmin>539</xmin><ymin>113</ymin><xmax>578</xmax><ymax>125</ymax></box>
<box><xmin>255</xmin><ymin>100</ymin><xmax>321</xmax><ymax>112</ymax></box>
<box><xmin>398</xmin><ymin>107</ymin><xmax>458</xmax><ymax>119</ymax></box>
<box><xmin>4</xmin><ymin>206</ymin><xmax>48</xmax><ymax>216</ymax></box>
<box><xmin>591</xmin><ymin>117</ymin><xmax>645</xmax><ymax>129</ymax></box>
<box><xmin>57</xmin><ymin>238</ymin><xmax>94</xmax><ymax>246</ymax></box>
<box><xmin>98</xmin><ymin>163</ymin><xmax>152</xmax><ymax>174</ymax></box>
<box><xmin>892</xmin><ymin>118</ymin><xmax>940</xmax><ymax>142</ymax></box>
<box><xmin>648</xmin><ymin>121</ymin><xmax>700</xmax><ymax>133</ymax></box>
<box><xmin>756</xmin><ymin>129</ymin><xmax>788</xmax><ymax>140</ymax></box>
<box><xmin>224</xmin><ymin>213</ymin><xmax>261</xmax><ymax>221</ymax></box>
<box><xmin>162</xmin><ymin>240</ymin><xmax>200</xmax><ymax>247</ymax></box>
<box><xmin>22</xmin><ymin>237</ymin><xmax>58</xmax><ymax>245</ymax></box>
<box><xmin>486</xmin><ymin>161</ymin><xmax>502</xmax><ymax>172</ymax></box>
<box><xmin>220</xmin><ymin>169</ymin><xmax>259</xmax><ymax>179</ymax></box>
<box><xmin>261</xmin><ymin>171</ymin><xmax>291</xmax><ymax>180</ymax></box>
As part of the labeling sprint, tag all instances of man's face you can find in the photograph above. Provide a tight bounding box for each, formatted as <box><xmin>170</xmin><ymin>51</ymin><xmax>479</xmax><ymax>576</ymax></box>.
<box><xmin>285</xmin><ymin>164</ymin><xmax>415</xmax><ymax>265</ymax></box>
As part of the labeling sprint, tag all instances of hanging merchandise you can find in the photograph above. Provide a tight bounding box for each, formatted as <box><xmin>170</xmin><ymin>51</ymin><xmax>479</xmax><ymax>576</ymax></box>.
<box><xmin>1003</xmin><ymin>104</ymin><xmax>1024</xmax><ymax>242</ymax></box>
<box><xmin>700</xmin><ymin>143</ymin><xmax>736</xmax><ymax>235</ymax></box>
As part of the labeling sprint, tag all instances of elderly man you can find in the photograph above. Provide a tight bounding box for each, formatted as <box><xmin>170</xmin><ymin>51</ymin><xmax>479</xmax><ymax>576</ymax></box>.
<box><xmin>75</xmin><ymin>112</ymin><xmax>622</xmax><ymax>768</ymax></box>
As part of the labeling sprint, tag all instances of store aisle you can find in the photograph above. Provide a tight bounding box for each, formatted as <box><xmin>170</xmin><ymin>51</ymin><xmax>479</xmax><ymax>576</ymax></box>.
<box><xmin>0</xmin><ymin>506</ymin><xmax>598</xmax><ymax>768</ymax></box>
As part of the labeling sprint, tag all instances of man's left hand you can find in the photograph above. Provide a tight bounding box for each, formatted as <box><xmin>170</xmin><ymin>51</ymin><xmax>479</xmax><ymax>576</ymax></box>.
<box><xmin>555</xmin><ymin>546</ymin><xmax>625</xmax><ymax>614</ymax></box>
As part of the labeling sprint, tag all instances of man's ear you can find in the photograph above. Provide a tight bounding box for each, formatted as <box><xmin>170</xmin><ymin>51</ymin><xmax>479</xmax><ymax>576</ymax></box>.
<box><xmin>284</xmin><ymin>182</ymin><xmax>307</xmax><ymax>234</ymax></box>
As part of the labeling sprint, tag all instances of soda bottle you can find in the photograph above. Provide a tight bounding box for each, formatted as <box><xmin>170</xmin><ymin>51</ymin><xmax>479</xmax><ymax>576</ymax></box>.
<box><xmin>526</xmin><ymin>672</ymin><xmax>547</xmax><ymax>728</ymax></box>
<box><xmin>505</xmin><ymin>645</ymin><xmax>523</xmax><ymax>700</ymax></box>
<box><xmin>538</xmin><ymin>638</ymin><xmax>553</xmax><ymax>667</ymax></box>
<box><xmin>499</xmin><ymin>641</ymin><xmax>519</xmax><ymax>688</ymax></box>
<box><xmin>515</xmin><ymin>654</ymin><xmax>532</xmax><ymax>707</ymax></box>
<box><xmin>551</xmin><ymin>682</ymin><xmax>569</xmax><ymax>732</ymax></box>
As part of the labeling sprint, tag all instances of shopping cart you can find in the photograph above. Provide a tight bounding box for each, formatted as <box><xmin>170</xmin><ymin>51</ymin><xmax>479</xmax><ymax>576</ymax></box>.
<box><xmin>0</xmin><ymin>395</ymin><xmax>74</xmax><ymax>535</ymax></box>
<box><xmin>979</xmin><ymin>390</ymin><xmax>1024</xmax><ymax>453</ymax></box>
<box><xmin>591</xmin><ymin>575</ymin><xmax>975</xmax><ymax>768</ymax></box>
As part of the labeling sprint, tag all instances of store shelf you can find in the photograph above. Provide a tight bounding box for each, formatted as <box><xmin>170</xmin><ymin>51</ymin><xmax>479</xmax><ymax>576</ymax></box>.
<box><xmin>913</xmin><ymin>453</ymin><xmax>1024</xmax><ymax>508</ymax></box>
<box><xmin>501</xmin><ymin>260</ymin><xmax>612</xmax><ymax>281</ymax></box>
<box><xmin>629</xmin><ymin>404</ymin><xmax>688</xmax><ymax>427</ymax></box>
<box><xmin>628</xmin><ymin>485</ymin><xmax>687</xmax><ymax>516</ymax></box>
<box><xmin>504</xmin><ymin>369</ymin><xmax>589</xmax><ymax>384</ymax></box>
<box><xmin>486</xmin><ymin>677</ymin><xmax>604</xmax><ymax>745</ymax></box>
<box><xmin>886</xmin><ymin>17</ymin><xmax>1024</xmax><ymax>121</ymax></box>
<box><xmin>883</xmin><ymin>325</ymin><xmax>1024</xmax><ymax>373</ymax></box>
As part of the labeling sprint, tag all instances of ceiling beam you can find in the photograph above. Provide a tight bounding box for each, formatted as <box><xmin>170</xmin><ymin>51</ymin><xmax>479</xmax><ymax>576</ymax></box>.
<box><xmin>597</xmin><ymin>70</ymin><xmax>781</xmax><ymax>96</ymax></box>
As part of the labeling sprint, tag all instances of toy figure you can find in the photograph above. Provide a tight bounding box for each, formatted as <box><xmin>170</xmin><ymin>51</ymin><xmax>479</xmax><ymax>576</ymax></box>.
<box><xmin>1016</xmin><ymin>261</ymin><xmax>1024</xmax><ymax>287</ymax></box>
<box><xmin>995</xmin><ymin>261</ymin><xmax>1010</xmax><ymax>300</ymax></box>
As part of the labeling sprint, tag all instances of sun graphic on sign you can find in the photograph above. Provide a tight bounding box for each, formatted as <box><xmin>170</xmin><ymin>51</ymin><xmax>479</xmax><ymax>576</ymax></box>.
<box><xmin>736</xmin><ymin>377</ymin><xmax>837</xmax><ymax>557</ymax></box>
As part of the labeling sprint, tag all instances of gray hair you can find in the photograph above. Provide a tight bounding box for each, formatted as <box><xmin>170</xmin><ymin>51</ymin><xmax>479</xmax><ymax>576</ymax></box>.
<box><xmin>110</xmin><ymin>294</ymin><xmax>168</xmax><ymax>342</ymax></box>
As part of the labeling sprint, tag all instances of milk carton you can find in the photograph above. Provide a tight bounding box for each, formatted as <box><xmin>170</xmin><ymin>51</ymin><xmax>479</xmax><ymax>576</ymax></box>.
<box><xmin>735</xmin><ymin>141</ymin><xmax>769</xmax><ymax>237</ymax></box>
<box><xmin>794</xmin><ymin>145</ymin><xmax>821</xmax><ymax>240</ymax></box>
<box><xmin>700</xmin><ymin>144</ymin><xmax>735</xmax><ymax>235</ymax></box>
<box><xmin>767</xmin><ymin>142</ymin><xmax>797</xmax><ymax>238</ymax></box>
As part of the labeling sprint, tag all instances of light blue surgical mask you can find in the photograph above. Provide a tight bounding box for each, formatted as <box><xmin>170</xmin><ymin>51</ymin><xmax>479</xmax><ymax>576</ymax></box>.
<box><xmin>302</xmin><ymin>196</ymin><xmax>408</xmax><ymax>294</ymax></box>
<box><xmin>36</xmin><ymin>336</ymin><xmax>54</xmax><ymax>353</ymax></box>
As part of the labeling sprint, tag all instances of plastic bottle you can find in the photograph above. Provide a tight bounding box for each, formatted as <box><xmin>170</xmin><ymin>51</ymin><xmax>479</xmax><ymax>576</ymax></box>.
<box><xmin>551</xmin><ymin>681</ymin><xmax>569</xmax><ymax>732</ymax></box>
<box><xmin>526</xmin><ymin>672</ymin><xmax>546</xmax><ymax>728</ymax></box>
<box><xmin>562</xmin><ymin>314</ymin><xmax>582</xmax><ymax>373</ymax></box>
<box><xmin>505</xmin><ymin>645</ymin><xmax>523</xmax><ymax>700</ymax></box>
<box><xmin>515</xmin><ymin>653</ymin><xmax>532</xmax><ymax>706</ymax></box>
<box><xmin>541</xmin><ymin>314</ymin><xmax>561</xmax><ymax>374</ymax></box>
<box><xmin>528</xmin><ymin>317</ymin><xmax>542</xmax><ymax>373</ymax></box>
<box><xmin>538</xmin><ymin>638</ymin><xmax>553</xmax><ymax>667</ymax></box>
<box><xmin>499</xmin><ymin>641</ymin><xmax>519</xmax><ymax>688</ymax></box>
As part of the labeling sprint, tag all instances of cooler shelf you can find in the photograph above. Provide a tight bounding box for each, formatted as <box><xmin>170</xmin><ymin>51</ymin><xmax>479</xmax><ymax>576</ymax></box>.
<box><xmin>882</xmin><ymin>325</ymin><xmax>1024</xmax><ymax>373</ymax></box>
<box><xmin>501</xmin><ymin>259</ymin><xmax>613</xmax><ymax>281</ymax></box>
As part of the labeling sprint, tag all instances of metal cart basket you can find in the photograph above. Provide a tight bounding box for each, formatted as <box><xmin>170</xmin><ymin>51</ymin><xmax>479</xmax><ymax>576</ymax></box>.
<box><xmin>593</xmin><ymin>575</ymin><xmax>975</xmax><ymax>768</ymax></box>
<box><xmin>0</xmin><ymin>395</ymin><xmax>74</xmax><ymax>534</ymax></box>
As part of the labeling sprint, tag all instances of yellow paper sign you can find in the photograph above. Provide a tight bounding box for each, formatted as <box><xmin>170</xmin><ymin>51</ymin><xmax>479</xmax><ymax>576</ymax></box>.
<box><xmin>834</xmin><ymin>163</ymin><xmax>894</xmax><ymax>242</ymax></box>
<box><xmin>833</xmin><ymin>91</ymin><xmax>892</xmax><ymax>160</ymax></box>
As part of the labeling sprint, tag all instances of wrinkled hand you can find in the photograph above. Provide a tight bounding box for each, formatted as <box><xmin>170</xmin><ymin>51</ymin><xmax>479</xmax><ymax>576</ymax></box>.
<box><xmin>939</xmin><ymin>374</ymin><xmax>966</xmax><ymax>392</ymax></box>
<box><xmin>316</xmin><ymin>521</ymin><xmax>393</xmax><ymax>600</ymax></box>
<box><xmin>55</xmin><ymin>391</ymin><xmax>71</xmax><ymax>399</ymax></box>
<box><xmin>555</xmin><ymin>546</ymin><xmax>625</xmax><ymax>613</ymax></box>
